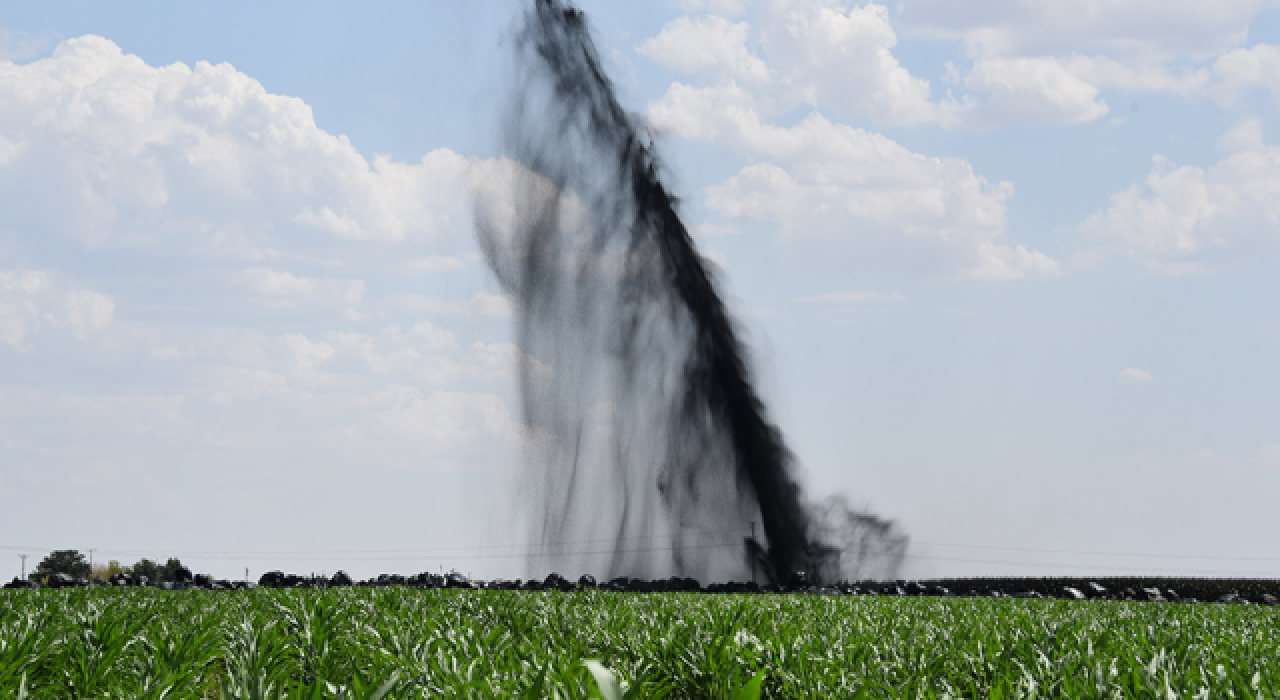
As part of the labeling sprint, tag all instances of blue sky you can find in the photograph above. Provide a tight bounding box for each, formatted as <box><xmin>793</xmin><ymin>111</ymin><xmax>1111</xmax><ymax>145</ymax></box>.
<box><xmin>2</xmin><ymin>0</ymin><xmax>1278</xmax><ymax>582</ymax></box>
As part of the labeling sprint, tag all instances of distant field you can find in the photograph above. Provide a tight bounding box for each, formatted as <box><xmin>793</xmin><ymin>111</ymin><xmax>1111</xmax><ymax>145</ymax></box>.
<box><xmin>2</xmin><ymin>588</ymin><xmax>1277</xmax><ymax>699</ymax></box>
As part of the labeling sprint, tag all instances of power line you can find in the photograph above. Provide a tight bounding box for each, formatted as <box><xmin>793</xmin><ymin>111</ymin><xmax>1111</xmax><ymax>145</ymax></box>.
<box><xmin>2</xmin><ymin>540</ymin><xmax>1277</xmax><ymax>578</ymax></box>
<box><xmin>914</xmin><ymin>541</ymin><xmax>1280</xmax><ymax>564</ymax></box>
<box><xmin>907</xmin><ymin>554</ymin><xmax>1280</xmax><ymax>579</ymax></box>
<box><xmin>0</xmin><ymin>532</ymin><xmax>742</xmax><ymax>558</ymax></box>
<box><xmin>4</xmin><ymin>539</ymin><xmax>1278</xmax><ymax>564</ymax></box>
<box><xmin>58</xmin><ymin>542</ymin><xmax>747</xmax><ymax>563</ymax></box>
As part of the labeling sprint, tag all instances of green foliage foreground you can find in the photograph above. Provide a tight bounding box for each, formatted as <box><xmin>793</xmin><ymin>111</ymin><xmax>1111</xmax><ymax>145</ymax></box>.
<box><xmin>1</xmin><ymin>587</ymin><xmax>1277</xmax><ymax>699</ymax></box>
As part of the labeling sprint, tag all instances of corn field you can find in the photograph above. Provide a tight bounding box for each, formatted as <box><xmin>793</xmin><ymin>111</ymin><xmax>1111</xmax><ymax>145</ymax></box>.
<box><xmin>1</xmin><ymin>587</ymin><xmax>1277</xmax><ymax>698</ymax></box>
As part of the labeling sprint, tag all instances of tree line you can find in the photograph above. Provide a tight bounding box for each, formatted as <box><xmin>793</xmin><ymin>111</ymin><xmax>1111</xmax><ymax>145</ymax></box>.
<box><xmin>27</xmin><ymin>550</ymin><xmax>188</xmax><ymax>584</ymax></box>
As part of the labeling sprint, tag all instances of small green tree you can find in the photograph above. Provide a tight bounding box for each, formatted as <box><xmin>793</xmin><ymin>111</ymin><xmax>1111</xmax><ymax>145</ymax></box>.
<box><xmin>129</xmin><ymin>558</ymin><xmax>160</xmax><ymax>581</ymax></box>
<box><xmin>159</xmin><ymin>557</ymin><xmax>186</xmax><ymax>582</ymax></box>
<box><xmin>33</xmin><ymin>550</ymin><xmax>91</xmax><ymax>581</ymax></box>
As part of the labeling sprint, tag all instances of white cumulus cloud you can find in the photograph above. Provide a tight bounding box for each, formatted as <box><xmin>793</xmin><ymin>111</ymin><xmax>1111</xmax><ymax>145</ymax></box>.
<box><xmin>637</xmin><ymin>0</ymin><xmax>1259</xmax><ymax>131</ymax></box>
<box><xmin>65</xmin><ymin>289</ymin><xmax>115</xmax><ymax>340</ymax></box>
<box><xmin>0</xmin><ymin>33</ymin><xmax>543</xmax><ymax>574</ymax></box>
<box><xmin>899</xmin><ymin>0</ymin><xmax>1264</xmax><ymax>59</ymax></box>
<box><xmin>1079</xmin><ymin>120</ymin><xmax>1280</xmax><ymax>274</ymax></box>
<box><xmin>1210</xmin><ymin>44</ymin><xmax>1280</xmax><ymax>105</ymax></box>
<box><xmin>641</xmin><ymin>0</ymin><xmax>962</xmax><ymax>127</ymax></box>
<box><xmin>892</xmin><ymin>1</ymin><xmax>1276</xmax><ymax>126</ymax></box>
<box><xmin>651</xmin><ymin>86</ymin><xmax>1057</xmax><ymax>279</ymax></box>
<box><xmin>0</xmin><ymin>36</ymin><xmax>534</xmax><ymax>522</ymax></box>
<box><xmin>369</xmin><ymin>386</ymin><xmax>521</xmax><ymax>448</ymax></box>
<box><xmin>0</xmin><ymin>270</ymin><xmax>114</xmax><ymax>349</ymax></box>
<box><xmin>962</xmin><ymin>58</ymin><xmax>1109</xmax><ymax>126</ymax></box>
<box><xmin>639</xmin><ymin>16</ymin><xmax>769</xmax><ymax>85</ymax></box>
<box><xmin>0</xmin><ymin>25</ymin><xmax>57</xmax><ymax>63</ymax></box>
<box><xmin>0</xmin><ymin>33</ymin><xmax>536</xmax><ymax>331</ymax></box>
<box><xmin>1118</xmin><ymin>367</ymin><xmax>1154</xmax><ymax>383</ymax></box>
<box><xmin>643</xmin><ymin>0</ymin><xmax>1280</xmax><ymax>131</ymax></box>
<box><xmin>677</xmin><ymin>0</ymin><xmax>750</xmax><ymax>16</ymax></box>
<box><xmin>0</xmin><ymin>34</ymin><xmax>491</xmax><ymax>316</ymax></box>
<box><xmin>239</xmin><ymin>267</ymin><xmax>367</xmax><ymax>319</ymax></box>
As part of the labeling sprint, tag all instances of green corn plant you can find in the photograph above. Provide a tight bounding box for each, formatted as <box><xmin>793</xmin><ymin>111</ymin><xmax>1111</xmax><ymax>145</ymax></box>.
<box><xmin>220</xmin><ymin>613</ymin><xmax>297</xmax><ymax>694</ymax></box>
<box><xmin>584</xmin><ymin>658</ymin><xmax>754</xmax><ymax>700</ymax></box>
<box><xmin>0</xmin><ymin>673</ymin><xmax>29</xmax><ymax>700</ymax></box>
<box><xmin>332</xmin><ymin>670</ymin><xmax>401</xmax><ymax>700</ymax></box>
<box><xmin>2</xmin><ymin>585</ymin><xmax>1278</xmax><ymax>698</ymax></box>
<box><xmin>57</xmin><ymin>595</ymin><xmax>149</xmax><ymax>697</ymax></box>
<box><xmin>273</xmin><ymin>592</ymin><xmax>351</xmax><ymax>686</ymax></box>
<box><xmin>217</xmin><ymin>666</ymin><xmax>281</xmax><ymax>700</ymax></box>
<box><xmin>131</xmin><ymin>606</ymin><xmax>221</xmax><ymax>696</ymax></box>
<box><xmin>0</xmin><ymin>606</ymin><xmax>56</xmax><ymax>692</ymax></box>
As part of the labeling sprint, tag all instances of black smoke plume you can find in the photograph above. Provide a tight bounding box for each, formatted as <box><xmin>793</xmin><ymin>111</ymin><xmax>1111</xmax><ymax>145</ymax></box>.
<box><xmin>474</xmin><ymin>0</ymin><xmax>908</xmax><ymax>584</ymax></box>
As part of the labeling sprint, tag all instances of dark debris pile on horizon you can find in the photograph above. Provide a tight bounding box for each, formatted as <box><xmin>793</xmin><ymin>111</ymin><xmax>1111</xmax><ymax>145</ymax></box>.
<box><xmin>6</xmin><ymin>571</ymin><xmax>1279</xmax><ymax>605</ymax></box>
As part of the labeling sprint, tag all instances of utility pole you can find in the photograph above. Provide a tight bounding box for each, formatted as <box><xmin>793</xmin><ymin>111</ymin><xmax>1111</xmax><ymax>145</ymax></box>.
<box><xmin>88</xmin><ymin>548</ymin><xmax>96</xmax><ymax>575</ymax></box>
<box><xmin>245</xmin><ymin>567</ymin><xmax>249</xmax><ymax>583</ymax></box>
<box><xmin>747</xmin><ymin>522</ymin><xmax>757</xmax><ymax>584</ymax></box>
<box><xmin>19</xmin><ymin>554</ymin><xmax>28</xmax><ymax>580</ymax></box>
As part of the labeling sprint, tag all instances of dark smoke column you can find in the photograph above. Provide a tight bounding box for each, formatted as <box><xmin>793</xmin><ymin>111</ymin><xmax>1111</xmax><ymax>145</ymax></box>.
<box><xmin>474</xmin><ymin>0</ymin><xmax>907</xmax><ymax>584</ymax></box>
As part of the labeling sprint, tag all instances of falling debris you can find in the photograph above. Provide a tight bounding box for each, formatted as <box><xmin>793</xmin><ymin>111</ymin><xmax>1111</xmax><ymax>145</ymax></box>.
<box><xmin>474</xmin><ymin>0</ymin><xmax>907</xmax><ymax>584</ymax></box>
